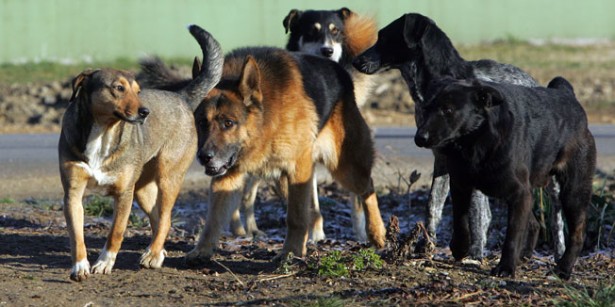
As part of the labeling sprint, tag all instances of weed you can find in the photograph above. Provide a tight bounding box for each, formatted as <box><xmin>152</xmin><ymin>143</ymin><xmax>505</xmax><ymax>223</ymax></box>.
<box><xmin>310</xmin><ymin>248</ymin><xmax>384</xmax><ymax>278</ymax></box>
<box><xmin>83</xmin><ymin>195</ymin><xmax>114</xmax><ymax>217</ymax></box>
<box><xmin>553</xmin><ymin>280</ymin><xmax>615</xmax><ymax>307</ymax></box>
<box><xmin>0</xmin><ymin>197</ymin><xmax>15</xmax><ymax>204</ymax></box>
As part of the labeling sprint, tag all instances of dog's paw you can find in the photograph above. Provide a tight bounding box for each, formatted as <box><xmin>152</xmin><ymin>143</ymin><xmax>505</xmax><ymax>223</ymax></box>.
<box><xmin>70</xmin><ymin>259</ymin><xmax>91</xmax><ymax>282</ymax></box>
<box><xmin>309</xmin><ymin>229</ymin><xmax>326</xmax><ymax>243</ymax></box>
<box><xmin>184</xmin><ymin>247</ymin><xmax>214</xmax><ymax>267</ymax></box>
<box><xmin>251</xmin><ymin>229</ymin><xmax>268</xmax><ymax>240</ymax></box>
<box><xmin>367</xmin><ymin>224</ymin><xmax>386</xmax><ymax>249</ymax></box>
<box><xmin>490</xmin><ymin>262</ymin><xmax>516</xmax><ymax>278</ymax></box>
<box><xmin>91</xmin><ymin>249</ymin><xmax>117</xmax><ymax>275</ymax></box>
<box><xmin>140</xmin><ymin>248</ymin><xmax>167</xmax><ymax>269</ymax></box>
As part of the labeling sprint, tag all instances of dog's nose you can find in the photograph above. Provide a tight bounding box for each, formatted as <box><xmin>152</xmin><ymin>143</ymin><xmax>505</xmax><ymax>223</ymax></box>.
<box><xmin>320</xmin><ymin>47</ymin><xmax>334</xmax><ymax>58</ymax></box>
<box><xmin>138</xmin><ymin>107</ymin><xmax>150</xmax><ymax>119</ymax></box>
<box><xmin>198</xmin><ymin>149</ymin><xmax>215</xmax><ymax>164</ymax></box>
<box><xmin>414</xmin><ymin>132</ymin><xmax>430</xmax><ymax>148</ymax></box>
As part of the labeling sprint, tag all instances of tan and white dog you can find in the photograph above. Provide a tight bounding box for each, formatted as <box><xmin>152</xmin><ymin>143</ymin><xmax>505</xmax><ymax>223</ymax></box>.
<box><xmin>58</xmin><ymin>25</ymin><xmax>222</xmax><ymax>281</ymax></box>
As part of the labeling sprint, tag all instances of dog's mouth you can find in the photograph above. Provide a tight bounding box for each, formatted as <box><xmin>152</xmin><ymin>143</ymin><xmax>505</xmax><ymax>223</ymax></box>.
<box><xmin>353</xmin><ymin>58</ymin><xmax>384</xmax><ymax>75</ymax></box>
<box><xmin>113</xmin><ymin>111</ymin><xmax>145</xmax><ymax>125</ymax></box>
<box><xmin>203</xmin><ymin>152</ymin><xmax>238</xmax><ymax>177</ymax></box>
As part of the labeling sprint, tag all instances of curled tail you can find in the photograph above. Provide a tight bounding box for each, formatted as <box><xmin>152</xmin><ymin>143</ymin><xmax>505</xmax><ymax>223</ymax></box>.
<box><xmin>136</xmin><ymin>56</ymin><xmax>191</xmax><ymax>91</ymax></box>
<box><xmin>547</xmin><ymin>76</ymin><xmax>575</xmax><ymax>94</ymax></box>
<box><xmin>180</xmin><ymin>25</ymin><xmax>224</xmax><ymax>110</ymax></box>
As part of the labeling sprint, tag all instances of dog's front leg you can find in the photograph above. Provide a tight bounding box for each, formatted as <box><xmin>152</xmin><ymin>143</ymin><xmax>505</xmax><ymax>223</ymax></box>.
<box><xmin>61</xmin><ymin>164</ymin><xmax>90</xmax><ymax>282</ymax></box>
<box><xmin>449</xmin><ymin>183</ymin><xmax>473</xmax><ymax>261</ymax></box>
<box><xmin>491</xmin><ymin>187</ymin><xmax>532</xmax><ymax>278</ymax></box>
<box><xmin>425</xmin><ymin>152</ymin><xmax>450</xmax><ymax>242</ymax></box>
<box><xmin>91</xmin><ymin>189</ymin><xmax>135</xmax><ymax>275</ymax></box>
<box><xmin>186</xmin><ymin>172</ymin><xmax>245</xmax><ymax>264</ymax></box>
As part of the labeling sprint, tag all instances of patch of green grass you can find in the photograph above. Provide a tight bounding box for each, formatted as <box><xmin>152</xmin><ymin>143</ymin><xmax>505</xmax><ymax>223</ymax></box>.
<box><xmin>0</xmin><ymin>197</ymin><xmax>15</xmax><ymax>204</ymax></box>
<box><xmin>310</xmin><ymin>248</ymin><xmax>383</xmax><ymax>278</ymax></box>
<box><xmin>0</xmin><ymin>57</ymin><xmax>194</xmax><ymax>85</ymax></box>
<box><xmin>554</xmin><ymin>280</ymin><xmax>615</xmax><ymax>307</ymax></box>
<box><xmin>83</xmin><ymin>195</ymin><xmax>114</xmax><ymax>217</ymax></box>
<box><xmin>291</xmin><ymin>296</ymin><xmax>346</xmax><ymax>307</ymax></box>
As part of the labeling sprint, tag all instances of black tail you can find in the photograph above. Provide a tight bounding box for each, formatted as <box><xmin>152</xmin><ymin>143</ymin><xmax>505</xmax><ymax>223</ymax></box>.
<box><xmin>547</xmin><ymin>76</ymin><xmax>574</xmax><ymax>94</ymax></box>
<box><xmin>136</xmin><ymin>56</ymin><xmax>191</xmax><ymax>91</ymax></box>
<box><xmin>180</xmin><ymin>25</ymin><xmax>224</xmax><ymax>110</ymax></box>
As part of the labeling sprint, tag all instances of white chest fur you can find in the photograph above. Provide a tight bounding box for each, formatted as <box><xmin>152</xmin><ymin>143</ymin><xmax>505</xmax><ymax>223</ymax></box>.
<box><xmin>77</xmin><ymin>124</ymin><xmax>117</xmax><ymax>188</ymax></box>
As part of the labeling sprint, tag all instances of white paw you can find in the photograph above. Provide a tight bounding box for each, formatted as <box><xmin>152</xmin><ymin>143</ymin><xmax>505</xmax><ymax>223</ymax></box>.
<box><xmin>309</xmin><ymin>229</ymin><xmax>326</xmax><ymax>243</ymax></box>
<box><xmin>140</xmin><ymin>248</ymin><xmax>167</xmax><ymax>269</ymax></box>
<box><xmin>70</xmin><ymin>259</ymin><xmax>91</xmax><ymax>282</ymax></box>
<box><xmin>91</xmin><ymin>248</ymin><xmax>117</xmax><ymax>275</ymax></box>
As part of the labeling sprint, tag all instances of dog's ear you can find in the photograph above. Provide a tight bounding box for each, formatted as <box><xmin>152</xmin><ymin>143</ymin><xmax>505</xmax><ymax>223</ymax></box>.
<box><xmin>474</xmin><ymin>82</ymin><xmax>505</xmax><ymax>108</ymax></box>
<box><xmin>69</xmin><ymin>69</ymin><xmax>98</xmax><ymax>102</ymax></box>
<box><xmin>191</xmin><ymin>56</ymin><xmax>202</xmax><ymax>79</ymax></box>
<box><xmin>238</xmin><ymin>56</ymin><xmax>262</xmax><ymax>106</ymax></box>
<box><xmin>283</xmin><ymin>9</ymin><xmax>302</xmax><ymax>34</ymax></box>
<box><xmin>403</xmin><ymin>13</ymin><xmax>433</xmax><ymax>48</ymax></box>
<box><xmin>337</xmin><ymin>7</ymin><xmax>353</xmax><ymax>20</ymax></box>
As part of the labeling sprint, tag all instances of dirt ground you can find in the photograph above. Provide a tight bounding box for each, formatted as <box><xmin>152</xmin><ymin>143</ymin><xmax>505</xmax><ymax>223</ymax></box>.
<box><xmin>1</xmin><ymin>179</ymin><xmax>614</xmax><ymax>306</ymax></box>
<box><xmin>1</xmin><ymin>46</ymin><xmax>615</xmax><ymax>305</ymax></box>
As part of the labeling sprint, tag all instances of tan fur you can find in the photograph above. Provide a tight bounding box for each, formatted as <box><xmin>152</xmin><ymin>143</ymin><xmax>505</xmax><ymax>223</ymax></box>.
<box><xmin>344</xmin><ymin>12</ymin><xmax>378</xmax><ymax>58</ymax></box>
<box><xmin>59</xmin><ymin>69</ymin><xmax>197</xmax><ymax>281</ymax></box>
<box><xmin>186</xmin><ymin>50</ymin><xmax>386</xmax><ymax>262</ymax></box>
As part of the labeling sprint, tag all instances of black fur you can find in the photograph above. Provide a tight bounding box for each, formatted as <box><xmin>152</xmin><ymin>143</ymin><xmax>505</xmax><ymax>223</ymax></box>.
<box><xmin>221</xmin><ymin>47</ymin><xmax>354</xmax><ymax>130</ymax></box>
<box><xmin>352</xmin><ymin>12</ymin><xmax>544</xmax><ymax>260</ymax></box>
<box><xmin>415</xmin><ymin>77</ymin><xmax>596</xmax><ymax>279</ymax></box>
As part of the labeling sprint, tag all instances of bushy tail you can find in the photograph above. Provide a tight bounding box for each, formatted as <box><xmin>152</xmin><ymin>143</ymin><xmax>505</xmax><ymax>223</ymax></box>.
<box><xmin>344</xmin><ymin>12</ymin><xmax>378</xmax><ymax>57</ymax></box>
<box><xmin>136</xmin><ymin>56</ymin><xmax>191</xmax><ymax>91</ymax></box>
<box><xmin>547</xmin><ymin>76</ymin><xmax>575</xmax><ymax>94</ymax></box>
<box><xmin>180</xmin><ymin>25</ymin><xmax>224</xmax><ymax>110</ymax></box>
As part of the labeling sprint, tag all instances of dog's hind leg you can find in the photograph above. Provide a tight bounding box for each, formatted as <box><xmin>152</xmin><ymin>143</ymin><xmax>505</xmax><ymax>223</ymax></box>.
<box><xmin>186</xmin><ymin>172</ymin><xmax>245</xmax><ymax>264</ymax></box>
<box><xmin>555</xmin><ymin>141</ymin><xmax>595</xmax><ymax>279</ymax></box>
<box><xmin>240</xmin><ymin>176</ymin><xmax>267</xmax><ymax>238</ymax></box>
<box><xmin>309</xmin><ymin>175</ymin><xmax>327</xmax><ymax>242</ymax></box>
<box><xmin>547</xmin><ymin>180</ymin><xmax>566</xmax><ymax>260</ymax></box>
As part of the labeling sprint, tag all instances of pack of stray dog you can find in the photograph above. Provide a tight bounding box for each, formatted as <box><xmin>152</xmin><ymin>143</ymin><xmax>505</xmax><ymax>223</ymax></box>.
<box><xmin>414</xmin><ymin>76</ymin><xmax>596</xmax><ymax>279</ymax></box>
<box><xmin>57</xmin><ymin>7</ymin><xmax>598</xmax><ymax>283</ymax></box>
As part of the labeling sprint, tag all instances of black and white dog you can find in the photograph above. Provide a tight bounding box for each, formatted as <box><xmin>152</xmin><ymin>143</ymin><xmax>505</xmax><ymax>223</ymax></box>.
<box><xmin>415</xmin><ymin>76</ymin><xmax>595</xmax><ymax>279</ymax></box>
<box><xmin>353</xmin><ymin>13</ymin><xmax>565</xmax><ymax>259</ymax></box>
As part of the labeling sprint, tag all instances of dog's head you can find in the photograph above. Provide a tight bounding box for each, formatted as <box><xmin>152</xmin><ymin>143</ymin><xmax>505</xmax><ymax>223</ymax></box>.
<box><xmin>353</xmin><ymin>13</ymin><xmax>434</xmax><ymax>74</ymax></box>
<box><xmin>194</xmin><ymin>56</ymin><xmax>263</xmax><ymax>177</ymax></box>
<box><xmin>284</xmin><ymin>8</ymin><xmax>353</xmax><ymax>62</ymax></box>
<box><xmin>414</xmin><ymin>79</ymin><xmax>504</xmax><ymax>149</ymax></box>
<box><xmin>70</xmin><ymin>69</ymin><xmax>148</xmax><ymax>125</ymax></box>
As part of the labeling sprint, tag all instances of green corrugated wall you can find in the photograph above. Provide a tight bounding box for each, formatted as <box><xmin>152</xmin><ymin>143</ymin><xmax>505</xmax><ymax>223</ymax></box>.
<box><xmin>0</xmin><ymin>0</ymin><xmax>613</xmax><ymax>64</ymax></box>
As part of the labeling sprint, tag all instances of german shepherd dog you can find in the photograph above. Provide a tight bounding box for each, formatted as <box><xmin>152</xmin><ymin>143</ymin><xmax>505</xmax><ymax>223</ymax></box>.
<box><xmin>184</xmin><ymin>46</ymin><xmax>386</xmax><ymax>262</ymax></box>
<box><xmin>59</xmin><ymin>26</ymin><xmax>221</xmax><ymax>281</ymax></box>
<box><xmin>353</xmin><ymin>13</ymin><xmax>565</xmax><ymax>259</ymax></box>
<box><xmin>135</xmin><ymin>8</ymin><xmax>380</xmax><ymax>244</ymax></box>
<box><xmin>415</xmin><ymin>77</ymin><xmax>596</xmax><ymax>279</ymax></box>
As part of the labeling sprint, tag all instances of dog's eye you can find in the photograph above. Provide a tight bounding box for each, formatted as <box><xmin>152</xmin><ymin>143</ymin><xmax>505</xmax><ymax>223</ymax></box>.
<box><xmin>441</xmin><ymin>107</ymin><xmax>453</xmax><ymax>115</ymax></box>
<box><xmin>223</xmin><ymin>119</ymin><xmax>234</xmax><ymax>129</ymax></box>
<box><xmin>115</xmin><ymin>85</ymin><xmax>125</xmax><ymax>92</ymax></box>
<box><xmin>330</xmin><ymin>27</ymin><xmax>339</xmax><ymax>35</ymax></box>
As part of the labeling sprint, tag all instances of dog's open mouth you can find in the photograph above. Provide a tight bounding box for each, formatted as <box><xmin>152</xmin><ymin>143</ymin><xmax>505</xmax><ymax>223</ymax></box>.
<box><xmin>114</xmin><ymin>111</ymin><xmax>144</xmax><ymax>125</ymax></box>
<box><xmin>204</xmin><ymin>153</ymin><xmax>237</xmax><ymax>177</ymax></box>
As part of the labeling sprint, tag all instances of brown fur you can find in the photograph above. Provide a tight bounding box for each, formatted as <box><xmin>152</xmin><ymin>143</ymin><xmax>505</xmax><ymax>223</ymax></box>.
<box><xmin>186</xmin><ymin>48</ymin><xmax>386</xmax><ymax>262</ymax></box>
<box><xmin>59</xmin><ymin>69</ymin><xmax>197</xmax><ymax>281</ymax></box>
<box><xmin>344</xmin><ymin>12</ymin><xmax>378</xmax><ymax>58</ymax></box>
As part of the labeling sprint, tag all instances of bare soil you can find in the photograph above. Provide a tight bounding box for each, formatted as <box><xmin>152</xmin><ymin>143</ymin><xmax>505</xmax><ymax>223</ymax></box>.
<box><xmin>1</xmin><ymin>180</ymin><xmax>614</xmax><ymax>306</ymax></box>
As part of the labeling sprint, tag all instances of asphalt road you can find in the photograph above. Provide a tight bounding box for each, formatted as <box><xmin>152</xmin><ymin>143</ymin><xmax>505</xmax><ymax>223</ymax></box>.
<box><xmin>1</xmin><ymin>125</ymin><xmax>614</xmax><ymax>199</ymax></box>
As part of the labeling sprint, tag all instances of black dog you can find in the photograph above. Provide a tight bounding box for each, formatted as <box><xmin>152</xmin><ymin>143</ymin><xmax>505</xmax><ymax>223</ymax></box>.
<box><xmin>414</xmin><ymin>76</ymin><xmax>596</xmax><ymax>279</ymax></box>
<box><xmin>352</xmin><ymin>13</ymin><xmax>569</xmax><ymax>259</ymax></box>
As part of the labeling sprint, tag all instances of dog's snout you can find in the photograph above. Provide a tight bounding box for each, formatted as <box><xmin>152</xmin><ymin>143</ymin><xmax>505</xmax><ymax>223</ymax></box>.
<box><xmin>198</xmin><ymin>149</ymin><xmax>215</xmax><ymax>164</ymax></box>
<box><xmin>138</xmin><ymin>107</ymin><xmax>150</xmax><ymax>119</ymax></box>
<box><xmin>414</xmin><ymin>131</ymin><xmax>430</xmax><ymax>148</ymax></box>
<box><xmin>320</xmin><ymin>47</ymin><xmax>334</xmax><ymax>58</ymax></box>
